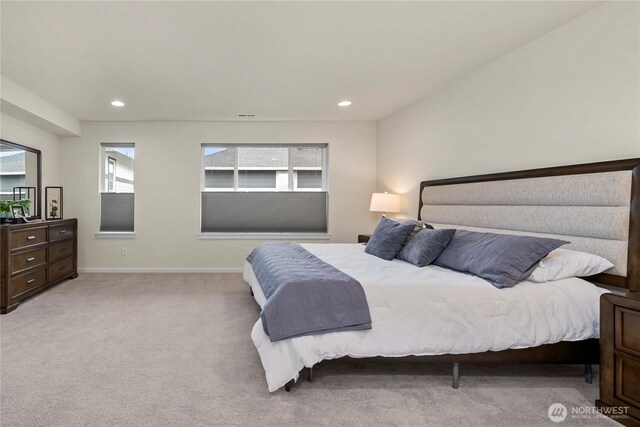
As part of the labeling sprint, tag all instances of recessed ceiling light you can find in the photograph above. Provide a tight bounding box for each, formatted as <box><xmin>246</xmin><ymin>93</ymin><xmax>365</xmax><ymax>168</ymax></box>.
<box><xmin>338</xmin><ymin>100</ymin><xmax>352</xmax><ymax>107</ymax></box>
<box><xmin>111</xmin><ymin>100</ymin><xmax>125</xmax><ymax>107</ymax></box>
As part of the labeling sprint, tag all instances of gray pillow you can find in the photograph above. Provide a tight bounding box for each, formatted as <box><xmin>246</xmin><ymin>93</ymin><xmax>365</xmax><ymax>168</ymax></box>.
<box><xmin>397</xmin><ymin>228</ymin><xmax>456</xmax><ymax>267</ymax></box>
<box><xmin>391</xmin><ymin>219</ymin><xmax>434</xmax><ymax>244</ymax></box>
<box><xmin>365</xmin><ymin>218</ymin><xmax>415</xmax><ymax>261</ymax></box>
<box><xmin>433</xmin><ymin>230</ymin><xmax>569</xmax><ymax>288</ymax></box>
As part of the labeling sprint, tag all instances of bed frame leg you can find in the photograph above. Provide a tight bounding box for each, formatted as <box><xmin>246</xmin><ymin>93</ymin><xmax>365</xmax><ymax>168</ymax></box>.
<box><xmin>452</xmin><ymin>363</ymin><xmax>460</xmax><ymax>389</ymax></box>
<box><xmin>584</xmin><ymin>364</ymin><xmax>593</xmax><ymax>384</ymax></box>
<box><xmin>308</xmin><ymin>366</ymin><xmax>314</xmax><ymax>382</ymax></box>
<box><xmin>284</xmin><ymin>379</ymin><xmax>294</xmax><ymax>392</ymax></box>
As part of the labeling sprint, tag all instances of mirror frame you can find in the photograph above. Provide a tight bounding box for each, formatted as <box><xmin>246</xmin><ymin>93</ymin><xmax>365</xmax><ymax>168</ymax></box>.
<box><xmin>0</xmin><ymin>139</ymin><xmax>42</xmax><ymax>218</ymax></box>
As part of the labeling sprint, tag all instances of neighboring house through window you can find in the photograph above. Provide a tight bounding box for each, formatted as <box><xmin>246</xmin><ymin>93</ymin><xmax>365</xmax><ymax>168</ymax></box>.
<box><xmin>0</xmin><ymin>150</ymin><xmax>25</xmax><ymax>202</ymax></box>
<box><xmin>201</xmin><ymin>144</ymin><xmax>328</xmax><ymax>234</ymax></box>
<box><xmin>107</xmin><ymin>156</ymin><xmax>116</xmax><ymax>192</ymax></box>
<box><xmin>203</xmin><ymin>146</ymin><xmax>325</xmax><ymax>191</ymax></box>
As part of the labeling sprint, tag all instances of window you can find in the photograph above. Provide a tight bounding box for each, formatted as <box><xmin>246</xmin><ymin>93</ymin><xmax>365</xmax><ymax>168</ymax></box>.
<box><xmin>201</xmin><ymin>144</ymin><xmax>328</xmax><ymax>234</ymax></box>
<box><xmin>102</xmin><ymin>146</ymin><xmax>133</xmax><ymax>193</ymax></box>
<box><xmin>204</xmin><ymin>147</ymin><xmax>235</xmax><ymax>190</ymax></box>
<box><xmin>99</xmin><ymin>143</ymin><xmax>135</xmax><ymax>233</ymax></box>
<box><xmin>291</xmin><ymin>146</ymin><xmax>323</xmax><ymax>190</ymax></box>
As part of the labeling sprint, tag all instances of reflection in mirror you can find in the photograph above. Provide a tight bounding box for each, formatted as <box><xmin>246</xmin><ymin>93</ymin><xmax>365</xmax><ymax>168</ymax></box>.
<box><xmin>0</xmin><ymin>140</ymin><xmax>41</xmax><ymax>219</ymax></box>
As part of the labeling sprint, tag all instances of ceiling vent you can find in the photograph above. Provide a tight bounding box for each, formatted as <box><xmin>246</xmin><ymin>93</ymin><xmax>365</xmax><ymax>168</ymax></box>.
<box><xmin>238</xmin><ymin>114</ymin><xmax>256</xmax><ymax>118</ymax></box>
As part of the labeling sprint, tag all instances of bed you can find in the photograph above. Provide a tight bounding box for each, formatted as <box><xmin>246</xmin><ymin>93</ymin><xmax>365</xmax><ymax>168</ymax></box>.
<box><xmin>244</xmin><ymin>158</ymin><xmax>640</xmax><ymax>392</ymax></box>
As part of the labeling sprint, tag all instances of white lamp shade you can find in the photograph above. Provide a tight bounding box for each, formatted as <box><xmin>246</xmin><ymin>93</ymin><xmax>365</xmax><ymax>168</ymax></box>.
<box><xmin>369</xmin><ymin>192</ymin><xmax>400</xmax><ymax>213</ymax></box>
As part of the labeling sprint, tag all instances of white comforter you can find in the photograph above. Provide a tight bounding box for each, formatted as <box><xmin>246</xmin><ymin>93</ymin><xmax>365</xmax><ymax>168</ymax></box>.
<box><xmin>244</xmin><ymin>243</ymin><xmax>607</xmax><ymax>392</ymax></box>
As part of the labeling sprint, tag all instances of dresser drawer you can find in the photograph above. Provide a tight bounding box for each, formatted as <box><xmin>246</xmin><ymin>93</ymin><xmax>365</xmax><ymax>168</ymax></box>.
<box><xmin>49</xmin><ymin>240</ymin><xmax>74</xmax><ymax>262</ymax></box>
<box><xmin>9</xmin><ymin>268</ymin><xmax>47</xmax><ymax>300</ymax></box>
<box><xmin>615</xmin><ymin>307</ymin><xmax>640</xmax><ymax>358</ymax></box>
<box><xmin>8</xmin><ymin>226</ymin><xmax>48</xmax><ymax>251</ymax></box>
<box><xmin>49</xmin><ymin>222</ymin><xmax>75</xmax><ymax>243</ymax></box>
<box><xmin>48</xmin><ymin>256</ymin><xmax>74</xmax><ymax>281</ymax></box>
<box><xmin>10</xmin><ymin>247</ymin><xmax>48</xmax><ymax>275</ymax></box>
<box><xmin>616</xmin><ymin>354</ymin><xmax>640</xmax><ymax>408</ymax></box>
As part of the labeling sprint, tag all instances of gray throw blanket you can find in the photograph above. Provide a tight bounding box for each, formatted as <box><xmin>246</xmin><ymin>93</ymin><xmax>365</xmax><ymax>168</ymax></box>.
<box><xmin>247</xmin><ymin>243</ymin><xmax>372</xmax><ymax>342</ymax></box>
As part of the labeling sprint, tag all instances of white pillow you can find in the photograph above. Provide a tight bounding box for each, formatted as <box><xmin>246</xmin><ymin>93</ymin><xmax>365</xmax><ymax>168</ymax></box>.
<box><xmin>526</xmin><ymin>248</ymin><xmax>614</xmax><ymax>282</ymax></box>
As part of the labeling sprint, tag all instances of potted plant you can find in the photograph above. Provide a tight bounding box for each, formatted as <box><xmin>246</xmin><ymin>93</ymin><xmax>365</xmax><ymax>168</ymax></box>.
<box><xmin>0</xmin><ymin>199</ymin><xmax>32</xmax><ymax>223</ymax></box>
<box><xmin>49</xmin><ymin>198</ymin><xmax>58</xmax><ymax>218</ymax></box>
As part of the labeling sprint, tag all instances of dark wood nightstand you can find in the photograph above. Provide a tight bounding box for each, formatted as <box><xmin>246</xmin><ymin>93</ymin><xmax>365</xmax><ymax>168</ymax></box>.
<box><xmin>358</xmin><ymin>234</ymin><xmax>371</xmax><ymax>244</ymax></box>
<box><xmin>597</xmin><ymin>292</ymin><xmax>640</xmax><ymax>426</ymax></box>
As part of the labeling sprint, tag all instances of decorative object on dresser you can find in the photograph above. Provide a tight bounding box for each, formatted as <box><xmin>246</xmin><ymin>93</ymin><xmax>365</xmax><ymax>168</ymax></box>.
<box><xmin>0</xmin><ymin>200</ymin><xmax>33</xmax><ymax>224</ymax></box>
<box><xmin>12</xmin><ymin>187</ymin><xmax>37</xmax><ymax>215</ymax></box>
<box><xmin>597</xmin><ymin>292</ymin><xmax>640</xmax><ymax>426</ymax></box>
<box><xmin>45</xmin><ymin>186</ymin><xmax>63</xmax><ymax>220</ymax></box>
<box><xmin>10</xmin><ymin>205</ymin><xmax>25</xmax><ymax>218</ymax></box>
<box><xmin>357</xmin><ymin>234</ymin><xmax>371</xmax><ymax>244</ymax></box>
<box><xmin>0</xmin><ymin>218</ymin><xmax>78</xmax><ymax>314</ymax></box>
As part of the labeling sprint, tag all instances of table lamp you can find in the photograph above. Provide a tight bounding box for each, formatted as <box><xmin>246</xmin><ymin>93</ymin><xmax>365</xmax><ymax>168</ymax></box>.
<box><xmin>369</xmin><ymin>192</ymin><xmax>400</xmax><ymax>217</ymax></box>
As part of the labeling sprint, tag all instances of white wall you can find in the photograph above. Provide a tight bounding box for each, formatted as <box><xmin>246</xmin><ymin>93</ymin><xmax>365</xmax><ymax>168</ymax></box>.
<box><xmin>60</xmin><ymin>121</ymin><xmax>377</xmax><ymax>270</ymax></box>
<box><xmin>1</xmin><ymin>76</ymin><xmax>80</xmax><ymax>136</ymax></box>
<box><xmin>1</xmin><ymin>113</ymin><xmax>62</xmax><ymax>212</ymax></box>
<box><xmin>377</xmin><ymin>2</ymin><xmax>640</xmax><ymax>218</ymax></box>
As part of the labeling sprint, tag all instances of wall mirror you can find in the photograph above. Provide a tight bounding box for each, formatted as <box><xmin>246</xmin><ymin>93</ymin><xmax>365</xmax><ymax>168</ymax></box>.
<box><xmin>0</xmin><ymin>139</ymin><xmax>42</xmax><ymax>218</ymax></box>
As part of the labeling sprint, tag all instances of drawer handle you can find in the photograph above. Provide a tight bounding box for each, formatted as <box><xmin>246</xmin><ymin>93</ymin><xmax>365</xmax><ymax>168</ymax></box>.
<box><xmin>26</xmin><ymin>235</ymin><xmax>36</xmax><ymax>240</ymax></box>
<box><xmin>26</xmin><ymin>279</ymin><xmax>35</xmax><ymax>285</ymax></box>
<box><xmin>59</xmin><ymin>230</ymin><xmax>67</xmax><ymax>234</ymax></box>
<box><xmin>59</xmin><ymin>266</ymin><xmax>66</xmax><ymax>271</ymax></box>
<box><xmin>27</xmin><ymin>257</ymin><xmax>36</xmax><ymax>262</ymax></box>
<box><xmin>60</xmin><ymin>248</ymin><xmax>66</xmax><ymax>252</ymax></box>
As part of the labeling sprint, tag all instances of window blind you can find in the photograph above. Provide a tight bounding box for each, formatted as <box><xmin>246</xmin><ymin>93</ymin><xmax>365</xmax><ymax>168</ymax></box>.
<box><xmin>296</xmin><ymin>170</ymin><xmax>322</xmax><ymax>188</ymax></box>
<box><xmin>205</xmin><ymin>170</ymin><xmax>234</xmax><ymax>188</ymax></box>
<box><xmin>238</xmin><ymin>170</ymin><xmax>277</xmax><ymax>188</ymax></box>
<box><xmin>100</xmin><ymin>193</ymin><xmax>135</xmax><ymax>232</ymax></box>
<box><xmin>201</xmin><ymin>192</ymin><xmax>327</xmax><ymax>233</ymax></box>
<box><xmin>0</xmin><ymin>175</ymin><xmax>25</xmax><ymax>193</ymax></box>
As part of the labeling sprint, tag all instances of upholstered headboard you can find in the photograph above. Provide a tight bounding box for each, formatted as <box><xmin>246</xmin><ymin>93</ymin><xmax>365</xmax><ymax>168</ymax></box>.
<box><xmin>418</xmin><ymin>159</ymin><xmax>640</xmax><ymax>291</ymax></box>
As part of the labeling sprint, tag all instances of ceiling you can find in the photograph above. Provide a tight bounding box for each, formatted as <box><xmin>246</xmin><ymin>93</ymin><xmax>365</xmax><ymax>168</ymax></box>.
<box><xmin>1</xmin><ymin>1</ymin><xmax>602</xmax><ymax>122</ymax></box>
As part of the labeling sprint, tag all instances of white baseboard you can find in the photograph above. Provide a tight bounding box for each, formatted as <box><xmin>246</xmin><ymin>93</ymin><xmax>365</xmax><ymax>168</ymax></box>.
<box><xmin>78</xmin><ymin>268</ymin><xmax>243</xmax><ymax>274</ymax></box>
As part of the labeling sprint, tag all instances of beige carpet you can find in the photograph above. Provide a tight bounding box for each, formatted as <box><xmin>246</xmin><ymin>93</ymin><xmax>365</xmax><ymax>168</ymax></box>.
<box><xmin>1</xmin><ymin>273</ymin><xmax>615</xmax><ymax>426</ymax></box>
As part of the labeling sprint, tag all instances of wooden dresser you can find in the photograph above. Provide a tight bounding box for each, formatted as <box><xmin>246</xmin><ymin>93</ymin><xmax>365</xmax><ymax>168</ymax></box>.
<box><xmin>0</xmin><ymin>219</ymin><xmax>77</xmax><ymax>314</ymax></box>
<box><xmin>597</xmin><ymin>292</ymin><xmax>640</xmax><ymax>426</ymax></box>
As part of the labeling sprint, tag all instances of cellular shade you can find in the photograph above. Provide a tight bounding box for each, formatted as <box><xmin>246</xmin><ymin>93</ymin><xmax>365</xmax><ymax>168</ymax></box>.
<box><xmin>201</xmin><ymin>192</ymin><xmax>327</xmax><ymax>233</ymax></box>
<box><xmin>100</xmin><ymin>193</ymin><xmax>134</xmax><ymax>232</ymax></box>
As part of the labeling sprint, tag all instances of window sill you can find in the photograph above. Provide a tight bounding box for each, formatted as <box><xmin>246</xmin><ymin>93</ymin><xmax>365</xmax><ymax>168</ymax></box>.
<box><xmin>198</xmin><ymin>232</ymin><xmax>331</xmax><ymax>240</ymax></box>
<box><xmin>95</xmin><ymin>232</ymin><xmax>137</xmax><ymax>239</ymax></box>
